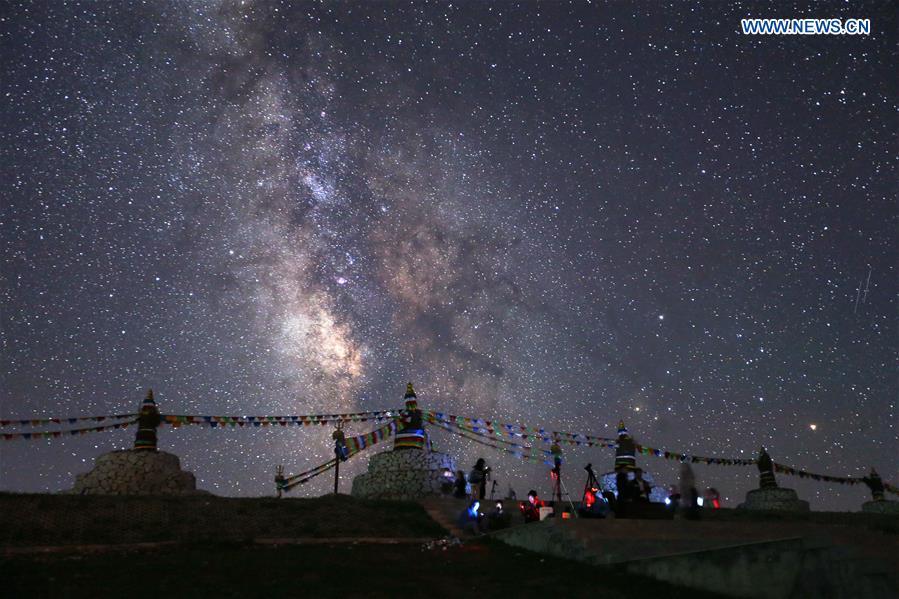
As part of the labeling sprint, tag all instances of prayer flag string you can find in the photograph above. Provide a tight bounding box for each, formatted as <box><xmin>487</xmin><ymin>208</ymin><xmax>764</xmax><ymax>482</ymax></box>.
<box><xmin>1</xmin><ymin>419</ymin><xmax>138</xmax><ymax>441</ymax></box>
<box><xmin>0</xmin><ymin>414</ymin><xmax>138</xmax><ymax>427</ymax></box>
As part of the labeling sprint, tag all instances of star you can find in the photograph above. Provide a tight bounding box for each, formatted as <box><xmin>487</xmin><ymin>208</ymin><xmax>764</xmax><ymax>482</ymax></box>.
<box><xmin>0</xmin><ymin>1</ymin><xmax>893</xmax><ymax>511</ymax></box>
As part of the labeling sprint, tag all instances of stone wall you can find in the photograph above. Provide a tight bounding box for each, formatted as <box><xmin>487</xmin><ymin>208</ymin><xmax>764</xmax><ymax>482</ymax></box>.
<box><xmin>861</xmin><ymin>500</ymin><xmax>899</xmax><ymax>515</ymax></box>
<box><xmin>738</xmin><ymin>487</ymin><xmax>809</xmax><ymax>512</ymax></box>
<box><xmin>67</xmin><ymin>450</ymin><xmax>205</xmax><ymax>495</ymax></box>
<box><xmin>351</xmin><ymin>448</ymin><xmax>458</xmax><ymax>500</ymax></box>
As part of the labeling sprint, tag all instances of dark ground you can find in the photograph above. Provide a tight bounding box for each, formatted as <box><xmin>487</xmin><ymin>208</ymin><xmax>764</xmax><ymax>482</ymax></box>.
<box><xmin>0</xmin><ymin>492</ymin><xmax>727</xmax><ymax>598</ymax></box>
<box><xmin>0</xmin><ymin>492</ymin><xmax>445</xmax><ymax>545</ymax></box>
<box><xmin>5</xmin><ymin>493</ymin><xmax>897</xmax><ymax>598</ymax></box>
<box><xmin>2</xmin><ymin>539</ymin><xmax>726</xmax><ymax>599</ymax></box>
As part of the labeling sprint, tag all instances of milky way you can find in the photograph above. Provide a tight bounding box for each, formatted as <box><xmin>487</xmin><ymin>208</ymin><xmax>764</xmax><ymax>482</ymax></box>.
<box><xmin>1</xmin><ymin>2</ymin><xmax>896</xmax><ymax>510</ymax></box>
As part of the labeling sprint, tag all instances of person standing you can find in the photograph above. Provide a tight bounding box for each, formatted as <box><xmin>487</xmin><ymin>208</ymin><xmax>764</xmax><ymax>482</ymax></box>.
<box><xmin>550</xmin><ymin>437</ymin><xmax>563</xmax><ymax>504</ymax></box>
<box><xmin>634</xmin><ymin>469</ymin><xmax>651</xmax><ymax>502</ymax></box>
<box><xmin>666</xmin><ymin>485</ymin><xmax>681</xmax><ymax>511</ymax></box>
<box><xmin>615</xmin><ymin>471</ymin><xmax>632</xmax><ymax>502</ymax></box>
<box><xmin>469</xmin><ymin>458</ymin><xmax>489</xmax><ymax>501</ymax></box>
<box><xmin>863</xmin><ymin>467</ymin><xmax>885</xmax><ymax>501</ymax></box>
<box><xmin>679</xmin><ymin>462</ymin><xmax>700</xmax><ymax>519</ymax></box>
<box><xmin>453</xmin><ymin>470</ymin><xmax>468</xmax><ymax>498</ymax></box>
<box><xmin>550</xmin><ymin>437</ymin><xmax>563</xmax><ymax>470</ymax></box>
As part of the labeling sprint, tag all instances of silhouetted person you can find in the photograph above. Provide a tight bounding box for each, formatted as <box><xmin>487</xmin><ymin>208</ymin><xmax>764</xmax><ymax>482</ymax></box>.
<box><xmin>469</xmin><ymin>458</ymin><xmax>489</xmax><ymax>500</ymax></box>
<box><xmin>616</xmin><ymin>471</ymin><xmax>633</xmax><ymax>501</ymax></box>
<box><xmin>486</xmin><ymin>501</ymin><xmax>510</xmax><ymax>530</ymax></box>
<box><xmin>667</xmin><ymin>485</ymin><xmax>681</xmax><ymax>511</ymax></box>
<box><xmin>453</xmin><ymin>470</ymin><xmax>468</xmax><ymax>498</ymax></box>
<box><xmin>603</xmin><ymin>490</ymin><xmax>618</xmax><ymax>515</ymax></box>
<box><xmin>634</xmin><ymin>468</ymin><xmax>651</xmax><ymax>502</ymax></box>
<box><xmin>863</xmin><ymin>467</ymin><xmax>885</xmax><ymax>501</ymax></box>
<box><xmin>679</xmin><ymin>462</ymin><xmax>700</xmax><ymax>520</ymax></box>
<box><xmin>614</xmin><ymin>471</ymin><xmax>633</xmax><ymax>516</ymax></box>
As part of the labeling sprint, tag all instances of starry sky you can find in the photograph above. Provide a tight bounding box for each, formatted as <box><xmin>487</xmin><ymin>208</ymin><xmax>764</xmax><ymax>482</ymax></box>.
<box><xmin>1</xmin><ymin>1</ymin><xmax>896</xmax><ymax>511</ymax></box>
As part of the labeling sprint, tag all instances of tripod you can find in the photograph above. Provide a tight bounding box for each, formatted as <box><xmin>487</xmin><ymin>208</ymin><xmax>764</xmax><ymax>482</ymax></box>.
<box><xmin>551</xmin><ymin>465</ymin><xmax>579</xmax><ymax>517</ymax></box>
<box><xmin>583</xmin><ymin>463</ymin><xmax>600</xmax><ymax>503</ymax></box>
<box><xmin>551</xmin><ymin>465</ymin><xmax>563</xmax><ymax>504</ymax></box>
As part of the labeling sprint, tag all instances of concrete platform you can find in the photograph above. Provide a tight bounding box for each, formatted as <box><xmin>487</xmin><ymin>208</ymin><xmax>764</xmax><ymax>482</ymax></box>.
<box><xmin>492</xmin><ymin>517</ymin><xmax>899</xmax><ymax>598</ymax></box>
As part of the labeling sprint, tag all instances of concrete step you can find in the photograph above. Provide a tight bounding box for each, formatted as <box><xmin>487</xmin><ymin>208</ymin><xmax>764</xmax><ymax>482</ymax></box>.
<box><xmin>793</xmin><ymin>543</ymin><xmax>898</xmax><ymax>598</ymax></box>
<box><xmin>493</xmin><ymin>518</ymin><xmax>899</xmax><ymax>598</ymax></box>
<box><xmin>419</xmin><ymin>497</ymin><xmax>470</xmax><ymax>538</ymax></box>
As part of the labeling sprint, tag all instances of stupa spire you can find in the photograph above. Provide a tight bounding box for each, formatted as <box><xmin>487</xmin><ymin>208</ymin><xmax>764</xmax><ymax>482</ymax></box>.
<box><xmin>133</xmin><ymin>389</ymin><xmax>161</xmax><ymax>451</ymax></box>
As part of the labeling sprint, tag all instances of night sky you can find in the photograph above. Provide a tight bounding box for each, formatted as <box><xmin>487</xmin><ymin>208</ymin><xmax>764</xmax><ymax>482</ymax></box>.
<box><xmin>1</xmin><ymin>1</ymin><xmax>896</xmax><ymax>511</ymax></box>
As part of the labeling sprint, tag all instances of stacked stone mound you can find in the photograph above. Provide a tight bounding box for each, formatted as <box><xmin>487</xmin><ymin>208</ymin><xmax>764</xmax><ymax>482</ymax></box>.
<box><xmin>738</xmin><ymin>487</ymin><xmax>809</xmax><ymax>512</ymax></box>
<box><xmin>68</xmin><ymin>450</ymin><xmax>206</xmax><ymax>495</ymax></box>
<box><xmin>861</xmin><ymin>500</ymin><xmax>899</xmax><ymax>515</ymax></box>
<box><xmin>351</xmin><ymin>448</ymin><xmax>457</xmax><ymax>500</ymax></box>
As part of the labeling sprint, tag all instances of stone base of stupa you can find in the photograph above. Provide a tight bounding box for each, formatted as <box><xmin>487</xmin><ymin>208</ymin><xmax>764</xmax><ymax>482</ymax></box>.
<box><xmin>66</xmin><ymin>450</ymin><xmax>207</xmax><ymax>495</ymax></box>
<box><xmin>738</xmin><ymin>487</ymin><xmax>809</xmax><ymax>512</ymax></box>
<box><xmin>861</xmin><ymin>500</ymin><xmax>899</xmax><ymax>515</ymax></box>
<box><xmin>351</xmin><ymin>448</ymin><xmax>458</xmax><ymax>500</ymax></box>
<box><xmin>600</xmin><ymin>471</ymin><xmax>668</xmax><ymax>503</ymax></box>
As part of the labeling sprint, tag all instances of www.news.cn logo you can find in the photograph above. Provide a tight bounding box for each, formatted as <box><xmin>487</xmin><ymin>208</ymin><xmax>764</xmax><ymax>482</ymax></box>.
<box><xmin>741</xmin><ymin>18</ymin><xmax>871</xmax><ymax>35</ymax></box>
